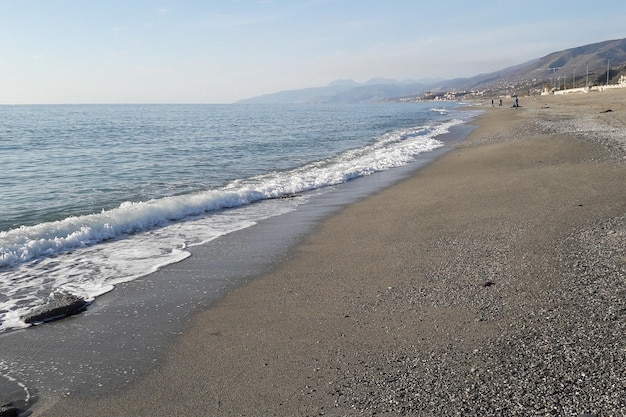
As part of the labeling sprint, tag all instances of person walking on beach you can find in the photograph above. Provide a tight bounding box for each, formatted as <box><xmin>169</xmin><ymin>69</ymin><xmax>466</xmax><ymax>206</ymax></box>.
<box><xmin>514</xmin><ymin>97</ymin><xmax>519</xmax><ymax>108</ymax></box>
<box><xmin>499</xmin><ymin>99</ymin><xmax>502</xmax><ymax>106</ymax></box>
<box><xmin>492</xmin><ymin>99</ymin><xmax>495</xmax><ymax>107</ymax></box>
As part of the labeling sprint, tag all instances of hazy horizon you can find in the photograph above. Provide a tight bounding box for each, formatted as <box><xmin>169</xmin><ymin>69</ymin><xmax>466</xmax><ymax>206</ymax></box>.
<box><xmin>1</xmin><ymin>0</ymin><xmax>625</xmax><ymax>104</ymax></box>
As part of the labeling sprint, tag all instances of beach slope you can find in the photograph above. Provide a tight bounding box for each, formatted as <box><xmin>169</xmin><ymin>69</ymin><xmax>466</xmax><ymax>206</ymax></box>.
<box><xmin>38</xmin><ymin>90</ymin><xmax>626</xmax><ymax>416</ymax></box>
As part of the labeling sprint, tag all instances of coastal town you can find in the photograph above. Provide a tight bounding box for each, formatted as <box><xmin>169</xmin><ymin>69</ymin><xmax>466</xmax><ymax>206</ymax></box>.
<box><xmin>408</xmin><ymin>67</ymin><xmax>626</xmax><ymax>103</ymax></box>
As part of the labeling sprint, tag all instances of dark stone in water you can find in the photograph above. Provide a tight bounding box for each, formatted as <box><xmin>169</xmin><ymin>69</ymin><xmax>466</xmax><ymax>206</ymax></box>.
<box><xmin>268</xmin><ymin>193</ymin><xmax>302</xmax><ymax>200</ymax></box>
<box><xmin>22</xmin><ymin>292</ymin><xmax>88</xmax><ymax>324</ymax></box>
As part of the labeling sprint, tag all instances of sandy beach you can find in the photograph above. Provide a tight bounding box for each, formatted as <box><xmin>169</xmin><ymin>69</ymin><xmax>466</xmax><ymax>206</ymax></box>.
<box><xmin>34</xmin><ymin>89</ymin><xmax>626</xmax><ymax>416</ymax></box>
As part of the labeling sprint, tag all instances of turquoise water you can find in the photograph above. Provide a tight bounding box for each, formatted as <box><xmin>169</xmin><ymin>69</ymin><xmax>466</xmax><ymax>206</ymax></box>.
<box><xmin>0</xmin><ymin>102</ymin><xmax>473</xmax><ymax>332</ymax></box>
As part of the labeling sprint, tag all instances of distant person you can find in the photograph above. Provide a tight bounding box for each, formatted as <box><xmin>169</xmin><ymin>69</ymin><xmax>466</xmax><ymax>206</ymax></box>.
<box><xmin>492</xmin><ymin>99</ymin><xmax>494</xmax><ymax>107</ymax></box>
<box><xmin>499</xmin><ymin>99</ymin><xmax>502</xmax><ymax>106</ymax></box>
<box><xmin>514</xmin><ymin>97</ymin><xmax>519</xmax><ymax>107</ymax></box>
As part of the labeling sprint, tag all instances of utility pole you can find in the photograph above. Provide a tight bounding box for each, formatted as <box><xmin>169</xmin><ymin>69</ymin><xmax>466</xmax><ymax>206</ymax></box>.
<box><xmin>607</xmin><ymin>59</ymin><xmax>610</xmax><ymax>86</ymax></box>
<box><xmin>549</xmin><ymin>67</ymin><xmax>561</xmax><ymax>91</ymax></box>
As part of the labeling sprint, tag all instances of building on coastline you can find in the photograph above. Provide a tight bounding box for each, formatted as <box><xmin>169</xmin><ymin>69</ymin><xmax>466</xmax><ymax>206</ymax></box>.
<box><xmin>543</xmin><ymin>74</ymin><xmax>626</xmax><ymax>95</ymax></box>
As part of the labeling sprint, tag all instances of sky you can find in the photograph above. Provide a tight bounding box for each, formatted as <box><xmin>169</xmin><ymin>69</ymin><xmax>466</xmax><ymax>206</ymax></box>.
<box><xmin>1</xmin><ymin>0</ymin><xmax>625</xmax><ymax>104</ymax></box>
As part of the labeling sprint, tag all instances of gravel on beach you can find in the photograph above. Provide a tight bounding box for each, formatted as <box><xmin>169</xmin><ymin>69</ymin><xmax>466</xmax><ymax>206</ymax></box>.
<box><xmin>331</xmin><ymin>214</ymin><xmax>626</xmax><ymax>416</ymax></box>
<box><xmin>326</xmin><ymin>95</ymin><xmax>626</xmax><ymax>417</ymax></box>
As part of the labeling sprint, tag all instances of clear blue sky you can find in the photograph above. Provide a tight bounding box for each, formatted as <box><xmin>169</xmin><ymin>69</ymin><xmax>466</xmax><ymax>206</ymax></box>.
<box><xmin>1</xmin><ymin>0</ymin><xmax>625</xmax><ymax>104</ymax></box>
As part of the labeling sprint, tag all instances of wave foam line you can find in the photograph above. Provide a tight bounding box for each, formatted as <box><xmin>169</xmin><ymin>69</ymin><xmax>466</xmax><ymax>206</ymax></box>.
<box><xmin>0</xmin><ymin>119</ymin><xmax>463</xmax><ymax>270</ymax></box>
<box><xmin>0</xmin><ymin>364</ymin><xmax>32</xmax><ymax>403</ymax></box>
<box><xmin>0</xmin><ymin>189</ymin><xmax>261</xmax><ymax>268</ymax></box>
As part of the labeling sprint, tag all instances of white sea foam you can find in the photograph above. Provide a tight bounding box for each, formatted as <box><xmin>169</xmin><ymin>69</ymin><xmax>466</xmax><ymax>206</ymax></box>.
<box><xmin>0</xmin><ymin>361</ymin><xmax>32</xmax><ymax>402</ymax></box>
<box><xmin>1</xmin><ymin>190</ymin><xmax>257</xmax><ymax>268</ymax></box>
<box><xmin>0</xmin><ymin>117</ymin><xmax>466</xmax><ymax>333</ymax></box>
<box><xmin>0</xmin><ymin>119</ymin><xmax>461</xmax><ymax>270</ymax></box>
<box><xmin>429</xmin><ymin>107</ymin><xmax>449</xmax><ymax>115</ymax></box>
<box><xmin>0</xmin><ymin>197</ymin><xmax>303</xmax><ymax>333</ymax></box>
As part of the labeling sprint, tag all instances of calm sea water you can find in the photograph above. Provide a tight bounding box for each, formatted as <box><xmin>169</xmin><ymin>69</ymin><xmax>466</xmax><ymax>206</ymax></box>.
<box><xmin>0</xmin><ymin>102</ymin><xmax>472</xmax><ymax>333</ymax></box>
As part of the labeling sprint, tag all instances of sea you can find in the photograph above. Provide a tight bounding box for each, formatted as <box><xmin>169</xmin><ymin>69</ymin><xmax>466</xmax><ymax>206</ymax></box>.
<box><xmin>0</xmin><ymin>102</ymin><xmax>475</xmax><ymax>335</ymax></box>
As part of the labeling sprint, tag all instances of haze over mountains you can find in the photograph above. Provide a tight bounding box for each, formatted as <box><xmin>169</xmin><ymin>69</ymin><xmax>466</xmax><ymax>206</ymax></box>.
<box><xmin>236</xmin><ymin>78</ymin><xmax>435</xmax><ymax>104</ymax></box>
<box><xmin>237</xmin><ymin>38</ymin><xmax>626</xmax><ymax>104</ymax></box>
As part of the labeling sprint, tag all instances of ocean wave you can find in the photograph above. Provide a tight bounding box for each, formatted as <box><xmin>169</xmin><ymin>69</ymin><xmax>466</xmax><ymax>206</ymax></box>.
<box><xmin>429</xmin><ymin>107</ymin><xmax>449</xmax><ymax>115</ymax></box>
<box><xmin>0</xmin><ymin>119</ymin><xmax>462</xmax><ymax>271</ymax></box>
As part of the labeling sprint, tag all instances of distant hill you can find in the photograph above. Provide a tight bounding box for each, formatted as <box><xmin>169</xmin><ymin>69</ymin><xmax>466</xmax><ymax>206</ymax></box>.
<box><xmin>438</xmin><ymin>37</ymin><xmax>626</xmax><ymax>93</ymax></box>
<box><xmin>237</xmin><ymin>38</ymin><xmax>626</xmax><ymax>103</ymax></box>
<box><xmin>236</xmin><ymin>79</ymin><xmax>431</xmax><ymax>104</ymax></box>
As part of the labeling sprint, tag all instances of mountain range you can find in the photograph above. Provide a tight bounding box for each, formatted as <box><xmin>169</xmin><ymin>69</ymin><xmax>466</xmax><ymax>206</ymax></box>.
<box><xmin>237</xmin><ymin>37</ymin><xmax>626</xmax><ymax>104</ymax></box>
<box><xmin>236</xmin><ymin>78</ymin><xmax>434</xmax><ymax>104</ymax></box>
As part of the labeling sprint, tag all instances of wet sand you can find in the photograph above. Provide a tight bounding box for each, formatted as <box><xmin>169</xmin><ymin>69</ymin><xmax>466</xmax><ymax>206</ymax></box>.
<box><xmin>36</xmin><ymin>89</ymin><xmax>626</xmax><ymax>416</ymax></box>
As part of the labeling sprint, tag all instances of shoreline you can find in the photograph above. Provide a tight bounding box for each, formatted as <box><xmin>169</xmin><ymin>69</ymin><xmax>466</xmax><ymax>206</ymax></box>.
<box><xmin>0</xmin><ymin>115</ymin><xmax>473</xmax><ymax>414</ymax></box>
<box><xmin>21</xmin><ymin>90</ymin><xmax>626</xmax><ymax>415</ymax></box>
